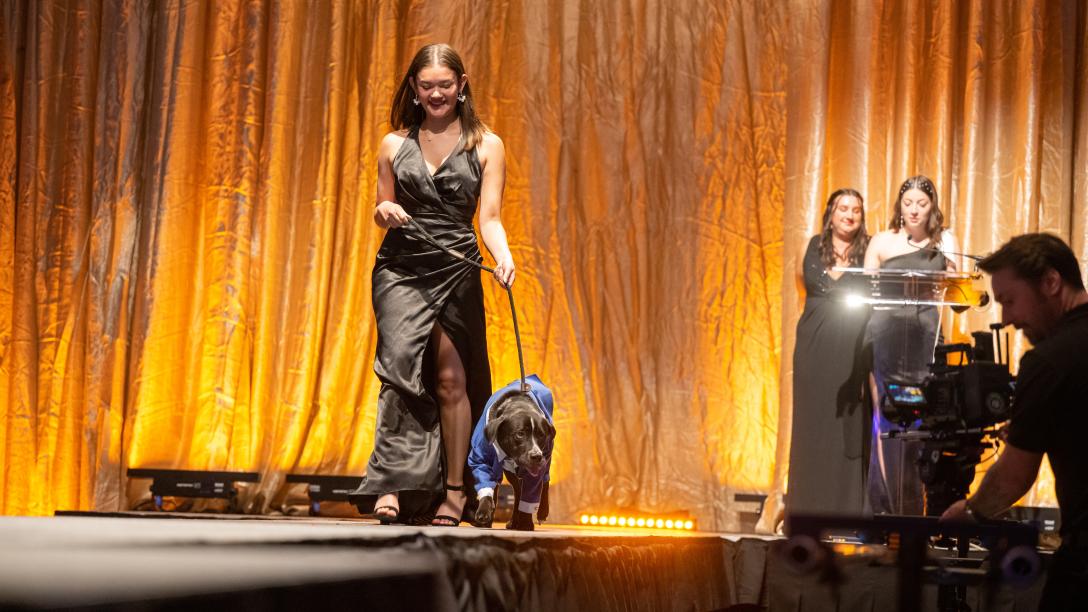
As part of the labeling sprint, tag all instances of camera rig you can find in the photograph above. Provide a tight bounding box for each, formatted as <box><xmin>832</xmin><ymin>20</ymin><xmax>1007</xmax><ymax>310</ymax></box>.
<box><xmin>881</xmin><ymin>324</ymin><xmax>1015</xmax><ymax>517</ymax></box>
<box><xmin>883</xmin><ymin>325</ymin><xmax>1014</xmax><ymax>431</ymax></box>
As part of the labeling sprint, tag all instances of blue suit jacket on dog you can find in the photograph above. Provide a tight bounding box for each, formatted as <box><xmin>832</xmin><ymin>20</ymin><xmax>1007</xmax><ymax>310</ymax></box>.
<box><xmin>469</xmin><ymin>374</ymin><xmax>554</xmax><ymax>514</ymax></box>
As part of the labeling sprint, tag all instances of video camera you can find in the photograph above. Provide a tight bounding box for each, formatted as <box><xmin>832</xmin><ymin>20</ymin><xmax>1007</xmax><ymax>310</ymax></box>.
<box><xmin>878</xmin><ymin>325</ymin><xmax>1016</xmax><ymax>516</ymax></box>
<box><xmin>882</xmin><ymin>325</ymin><xmax>1015</xmax><ymax>431</ymax></box>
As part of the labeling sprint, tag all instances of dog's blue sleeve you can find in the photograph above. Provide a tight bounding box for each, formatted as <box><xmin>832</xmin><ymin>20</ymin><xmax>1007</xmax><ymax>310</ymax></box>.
<box><xmin>468</xmin><ymin>418</ymin><xmax>501</xmax><ymax>497</ymax></box>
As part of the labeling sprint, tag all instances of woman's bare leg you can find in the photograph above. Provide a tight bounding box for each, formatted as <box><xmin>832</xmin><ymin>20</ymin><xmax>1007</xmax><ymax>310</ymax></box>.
<box><xmin>431</xmin><ymin>324</ymin><xmax>470</xmax><ymax>525</ymax></box>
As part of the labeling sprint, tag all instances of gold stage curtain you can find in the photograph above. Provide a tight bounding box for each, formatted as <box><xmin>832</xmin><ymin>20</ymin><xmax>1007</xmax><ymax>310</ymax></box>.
<box><xmin>0</xmin><ymin>0</ymin><xmax>1084</xmax><ymax>531</ymax></box>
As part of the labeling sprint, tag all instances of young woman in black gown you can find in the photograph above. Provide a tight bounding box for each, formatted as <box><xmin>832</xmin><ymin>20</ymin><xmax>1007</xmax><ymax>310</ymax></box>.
<box><xmin>787</xmin><ymin>189</ymin><xmax>872</xmax><ymax>518</ymax></box>
<box><xmin>353</xmin><ymin>44</ymin><xmax>515</xmax><ymax>526</ymax></box>
<box><xmin>863</xmin><ymin>175</ymin><xmax>960</xmax><ymax>515</ymax></box>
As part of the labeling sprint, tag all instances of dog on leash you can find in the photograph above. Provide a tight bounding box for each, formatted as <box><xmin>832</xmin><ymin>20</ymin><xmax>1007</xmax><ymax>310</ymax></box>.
<box><xmin>469</xmin><ymin>374</ymin><xmax>555</xmax><ymax>531</ymax></box>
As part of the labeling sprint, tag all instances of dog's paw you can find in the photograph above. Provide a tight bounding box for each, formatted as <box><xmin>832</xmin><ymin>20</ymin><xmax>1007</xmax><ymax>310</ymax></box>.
<box><xmin>506</xmin><ymin>511</ymin><xmax>535</xmax><ymax>531</ymax></box>
<box><xmin>473</xmin><ymin>496</ymin><xmax>495</xmax><ymax>528</ymax></box>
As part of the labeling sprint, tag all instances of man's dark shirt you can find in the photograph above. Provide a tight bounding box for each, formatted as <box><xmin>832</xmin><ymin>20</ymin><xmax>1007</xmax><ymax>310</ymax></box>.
<box><xmin>1007</xmin><ymin>302</ymin><xmax>1088</xmax><ymax>535</ymax></box>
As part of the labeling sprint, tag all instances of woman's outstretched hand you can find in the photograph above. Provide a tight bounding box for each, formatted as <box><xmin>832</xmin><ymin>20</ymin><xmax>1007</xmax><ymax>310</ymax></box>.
<box><xmin>493</xmin><ymin>256</ymin><xmax>515</xmax><ymax>288</ymax></box>
<box><xmin>375</xmin><ymin>201</ymin><xmax>412</xmax><ymax>229</ymax></box>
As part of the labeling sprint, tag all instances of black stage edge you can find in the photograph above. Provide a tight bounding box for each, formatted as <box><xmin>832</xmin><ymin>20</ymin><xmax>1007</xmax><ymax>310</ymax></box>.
<box><xmin>9</xmin><ymin>515</ymin><xmax>755</xmax><ymax>612</ymax></box>
<box><xmin>4</xmin><ymin>513</ymin><xmax>1045</xmax><ymax>611</ymax></box>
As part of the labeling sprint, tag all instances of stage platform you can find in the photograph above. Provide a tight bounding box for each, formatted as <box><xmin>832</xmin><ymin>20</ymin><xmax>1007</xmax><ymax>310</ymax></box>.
<box><xmin>0</xmin><ymin>513</ymin><xmax>1044</xmax><ymax>611</ymax></box>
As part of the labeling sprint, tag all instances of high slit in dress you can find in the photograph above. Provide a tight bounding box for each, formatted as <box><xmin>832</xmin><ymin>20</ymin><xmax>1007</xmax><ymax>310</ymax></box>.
<box><xmin>352</xmin><ymin>127</ymin><xmax>492</xmax><ymax>522</ymax></box>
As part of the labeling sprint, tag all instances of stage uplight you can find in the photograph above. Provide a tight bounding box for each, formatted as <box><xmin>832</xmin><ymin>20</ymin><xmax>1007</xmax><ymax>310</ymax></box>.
<box><xmin>578</xmin><ymin>511</ymin><xmax>696</xmax><ymax>531</ymax></box>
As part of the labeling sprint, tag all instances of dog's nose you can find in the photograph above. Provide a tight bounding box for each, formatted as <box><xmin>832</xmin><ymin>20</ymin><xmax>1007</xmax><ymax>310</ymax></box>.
<box><xmin>529</xmin><ymin>449</ymin><xmax>543</xmax><ymax>462</ymax></box>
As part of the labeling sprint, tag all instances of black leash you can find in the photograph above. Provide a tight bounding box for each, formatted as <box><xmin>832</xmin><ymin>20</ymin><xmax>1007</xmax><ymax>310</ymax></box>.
<box><xmin>404</xmin><ymin>219</ymin><xmax>529</xmax><ymax>393</ymax></box>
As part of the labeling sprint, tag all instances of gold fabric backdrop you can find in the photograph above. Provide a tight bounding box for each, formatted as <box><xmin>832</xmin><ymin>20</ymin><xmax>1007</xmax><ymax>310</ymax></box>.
<box><xmin>0</xmin><ymin>0</ymin><xmax>1084</xmax><ymax>530</ymax></box>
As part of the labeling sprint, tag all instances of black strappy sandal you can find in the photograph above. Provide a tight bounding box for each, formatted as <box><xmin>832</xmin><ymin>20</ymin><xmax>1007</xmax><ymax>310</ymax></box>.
<box><xmin>373</xmin><ymin>505</ymin><xmax>400</xmax><ymax>525</ymax></box>
<box><xmin>431</xmin><ymin>482</ymin><xmax>465</xmax><ymax>527</ymax></box>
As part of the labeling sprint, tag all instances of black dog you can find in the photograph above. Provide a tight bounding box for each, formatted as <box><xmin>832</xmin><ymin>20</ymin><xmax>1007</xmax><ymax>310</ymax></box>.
<box><xmin>469</xmin><ymin>376</ymin><xmax>555</xmax><ymax>531</ymax></box>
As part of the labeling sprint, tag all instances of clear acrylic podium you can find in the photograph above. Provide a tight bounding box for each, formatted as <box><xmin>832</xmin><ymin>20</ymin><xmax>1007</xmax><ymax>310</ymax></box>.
<box><xmin>830</xmin><ymin>267</ymin><xmax>988</xmax><ymax>309</ymax></box>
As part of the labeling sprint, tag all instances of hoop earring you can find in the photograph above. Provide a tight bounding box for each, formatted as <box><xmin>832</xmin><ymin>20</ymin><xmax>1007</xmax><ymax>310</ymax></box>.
<box><xmin>457</xmin><ymin>92</ymin><xmax>466</xmax><ymax>103</ymax></box>
<box><xmin>412</xmin><ymin>96</ymin><xmax>420</xmax><ymax>106</ymax></box>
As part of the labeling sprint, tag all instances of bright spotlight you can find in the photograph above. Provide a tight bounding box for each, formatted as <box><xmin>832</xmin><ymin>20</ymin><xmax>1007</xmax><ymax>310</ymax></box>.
<box><xmin>844</xmin><ymin>293</ymin><xmax>866</xmax><ymax>308</ymax></box>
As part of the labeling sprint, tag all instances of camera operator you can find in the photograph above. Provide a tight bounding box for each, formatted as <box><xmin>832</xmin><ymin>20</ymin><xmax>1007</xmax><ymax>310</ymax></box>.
<box><xmin>940</xmin><ymin>233</ymin><xmax>1088</xmax><ymax>609</ymax></box>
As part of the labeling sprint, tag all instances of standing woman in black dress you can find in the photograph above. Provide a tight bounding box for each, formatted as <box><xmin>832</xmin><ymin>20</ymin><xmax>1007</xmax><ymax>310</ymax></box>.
<box><xmin>353</xmin><ymin>44</ymin><xmax>515</xmax><ymax>526</ymax></box>
<box><xmin>787</xmin><ymin>188</ymin><xmax>872</xmax><ymax>518</ymax></box>
<box><xmin>863</xmin><ymin>175</ymin><xmax>960</xmax><ymax>516</ymax></box>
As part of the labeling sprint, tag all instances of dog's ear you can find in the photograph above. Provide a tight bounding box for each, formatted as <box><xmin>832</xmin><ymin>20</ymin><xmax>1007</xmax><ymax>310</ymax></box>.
<box><xmin>484</xmin><ymin>391</ymin><xmax>519</xmax><ymax>443</ymax></box>
<box><xmin>484</xmin><ymin>413</ymin><xmax>503</xmax><ymax>443</ymax></box>
<box><xmin>541</xmin><ymin>417</ymin><xmax>556</xmax><ymax>439</ymax></box>
<box><xmin>540</xmin><ymin>417</ymin><xmax>556</xmax><ymax>453</ymax></box>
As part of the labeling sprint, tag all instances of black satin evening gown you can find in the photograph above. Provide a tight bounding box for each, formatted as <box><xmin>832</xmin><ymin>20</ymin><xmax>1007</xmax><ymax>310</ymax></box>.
<box><xmin>352</xmin><ymin>127</ymin><xmax>491</xmax><ymax>522</ymax></box>
<box><xmin>787</xmin><ymin>236</ymin><xmax>872</xmax><ymax>518</ymax></box>
<box><xmin>866</xmin><ymin>248</ymin><xmax>947</xmax><ymax>516</ymax></box>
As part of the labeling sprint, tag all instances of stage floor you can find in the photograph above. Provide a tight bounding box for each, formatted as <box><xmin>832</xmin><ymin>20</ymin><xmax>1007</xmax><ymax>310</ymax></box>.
<box><xmin>0</xmin><ymin>513</ymin><xmax>1044</xmax><ymax>611</ymax></box>
<box><xmin>2</xmin><ymin>514</ymin><xmax>765</xmax><ymax>611</ymax></box>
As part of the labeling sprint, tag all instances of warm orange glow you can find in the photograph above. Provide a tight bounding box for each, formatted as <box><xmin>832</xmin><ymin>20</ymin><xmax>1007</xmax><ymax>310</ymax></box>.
<box><xmin>1</xmin><ymin>0</ymin><xmax>1071</xmax><ymax>528</ymax></box>
<box><xmin>580</xmin><ymin>511</ymin><xmax>696</xmax><ymax>531</ymax></box>
<box><xmin>0</xmin><ymin>0</ymin><xmax>797</xmax><ymax>524</ymax></box>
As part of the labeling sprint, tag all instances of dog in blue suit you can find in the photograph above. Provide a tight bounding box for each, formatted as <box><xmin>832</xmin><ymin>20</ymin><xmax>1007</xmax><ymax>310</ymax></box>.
<box><xmin>469</xmin><ymin>374</ymin><xmax>555</xmax><ymax>531</ymax></box>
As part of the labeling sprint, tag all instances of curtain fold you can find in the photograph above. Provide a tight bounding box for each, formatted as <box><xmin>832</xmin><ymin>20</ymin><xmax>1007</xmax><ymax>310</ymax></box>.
<box><xmin>1</xmin><ymin>0</ymin><xmax>1084</xmax><ymax>531</ymax></box>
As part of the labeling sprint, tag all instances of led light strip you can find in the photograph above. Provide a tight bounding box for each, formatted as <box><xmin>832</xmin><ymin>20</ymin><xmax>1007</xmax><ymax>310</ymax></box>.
<box><xmin>579</xmin><ymin>514</ymin><xmax>695</xmax><ymax>531</ymax></box>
